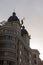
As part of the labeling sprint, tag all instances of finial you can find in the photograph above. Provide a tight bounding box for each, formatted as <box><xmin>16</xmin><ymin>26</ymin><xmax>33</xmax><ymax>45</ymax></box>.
<box><xmin>12</xmin><ymin>9</ymin><xmax>16</xmax><ymax>16</ymax></box>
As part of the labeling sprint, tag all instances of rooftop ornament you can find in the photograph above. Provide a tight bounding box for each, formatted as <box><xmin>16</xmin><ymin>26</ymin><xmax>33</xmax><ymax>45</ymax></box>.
<box><xmin>7</xmin><ymin>12</ymin><xmax>20</xmax><ymax>24</ymax></box>
<box><xmin>21</xmin><ymin>26</ymin><xmax>28</xmax><ymax>36</ymax></box>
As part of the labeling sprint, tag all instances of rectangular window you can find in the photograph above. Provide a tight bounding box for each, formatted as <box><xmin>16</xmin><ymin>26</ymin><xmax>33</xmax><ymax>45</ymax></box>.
<box><xmin>34</xmin><ymin>54</ymin><xmax>36</xmax><ymax>58</ymax></box>
<box><xmin>34</xmin><ymin>60</ymin><xmax>37</xmax><ymax>64</ymax></box>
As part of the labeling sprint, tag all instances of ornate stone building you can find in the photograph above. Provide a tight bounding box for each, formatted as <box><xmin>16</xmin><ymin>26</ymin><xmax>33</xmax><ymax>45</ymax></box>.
<box><xmin>31</xmin><ymin>49</ymin><xmax>40</xmax><ymax>65</ymax></box>
<box><xmin>0</xmin><ymin>12</ymin><xmax>31</xmax><ymax>65</ymax></box>
<box><xmin>0</xmin><ymin>12</ymin><xmax>42</xmax><ymax>65</ymax></box>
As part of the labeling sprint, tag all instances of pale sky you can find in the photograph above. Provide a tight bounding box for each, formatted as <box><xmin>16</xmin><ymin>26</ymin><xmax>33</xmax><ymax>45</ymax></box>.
<box><xmin>0</xmin><ymin>0</ymin><xmax>43</xmax><ymax>60</ymax></box>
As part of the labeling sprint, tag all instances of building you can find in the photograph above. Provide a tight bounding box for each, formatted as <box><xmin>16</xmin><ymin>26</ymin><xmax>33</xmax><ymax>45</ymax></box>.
<box><xmin>41</xmin><ymin>61</ymin><xmax>43</xmax><ymax>65</ymax></box>
<box><xmin>31</xmin><ymin>49</ymin><xmax>40</xmax><ymax>65</ymax></box>
<box><xmin>0</xmin><ymin>12</ymin><xmax>31</xmax><ymax>65</ymax></box>
<box><xmin>0</xmin><ymin>12</ymin><xmax>43</xmax><ymax>65</ymax></box>
<box><xmin>38</xmin><ymin>58</ymin><xmax>42</xmax><ymax>65</ymax></box>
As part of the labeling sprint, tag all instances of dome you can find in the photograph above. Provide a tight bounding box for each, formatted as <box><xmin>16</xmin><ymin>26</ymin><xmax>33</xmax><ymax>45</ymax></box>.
<box><xmin>8</xmin><ymin>12</ymin><xmax>20</xmax><ymax>24</ymax></box>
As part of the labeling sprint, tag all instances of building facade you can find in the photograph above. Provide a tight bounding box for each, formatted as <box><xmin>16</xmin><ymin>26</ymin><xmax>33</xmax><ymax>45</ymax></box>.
<box><xmin>0</xmin><ymin>12</ymin><xmax>31</xmax><ymax>65</ymax></box>
<box><xmin>0</xmin><ymin>12</ymin><xmax>42</xmax><ymax>65</ymax></box>
<box><xmin>31</xmin><ymin>49</ymin><xmax>40</xmax><ymax>65</ymax></box>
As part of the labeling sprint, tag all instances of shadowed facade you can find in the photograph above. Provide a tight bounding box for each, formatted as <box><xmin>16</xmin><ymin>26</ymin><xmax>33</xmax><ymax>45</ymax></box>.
<box><xmin>0</xmin><ymin>12</ymin><xmax>31</xmax><ymax>65</ymax></box>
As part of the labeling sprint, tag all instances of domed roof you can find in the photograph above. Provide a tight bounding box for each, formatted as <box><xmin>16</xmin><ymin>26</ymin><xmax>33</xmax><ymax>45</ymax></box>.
<box><xmin>8</xmin><ymin>12</ymin><xmax>20</xmax><ymax>24</ymax></box>
<box><xmin>21</xmin><ymin>26</ymin><xmax>28</xmax><ymax>36</ymax></box>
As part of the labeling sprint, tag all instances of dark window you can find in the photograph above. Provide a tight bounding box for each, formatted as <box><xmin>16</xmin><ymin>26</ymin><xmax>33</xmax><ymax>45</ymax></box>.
<box><xmin>34</xmin><ymin>60</ymin><xmax>37</xmax><ymax>64</ymax></box>
<box><xmin>0</xmin><ymin>35</ymin><xmax>16</xmax><ymax>41</ymax></box>
<box><xmin>0</xmin><ymin>51</ymin><xmax>16</xmax><ymax>57</ymax></box>
<box><xmin>0</xmin><ymin>43</ymin><xmax>16</xmax><ymax>48</ymax></box>
<box><xmin>34</xmin><ymin>54</ymin><xmax>36</xmax><ymax>58</ymax></box>
<box><xmin>0</xmin><ymin>60</ymin><xmax>15</xmax><ymax>65</ymax></box>
<box><xmin>0</xmin><ymin>60</ymin><xmax>3</xmax><ymax>65</ymax></box>
<box><xmin>9</xmin><ymin>61</ymin><xmax>15</xmax><ymax>65</ymax></box>
<box><xmin>11</xmin><ymin>44</ymin><xmax>16</xmax><ymax>48</ymax></box>
<box><xmin>5</xmin><ymin>35</ymin><xmax>10</xmax><ymax>39</ymax></box>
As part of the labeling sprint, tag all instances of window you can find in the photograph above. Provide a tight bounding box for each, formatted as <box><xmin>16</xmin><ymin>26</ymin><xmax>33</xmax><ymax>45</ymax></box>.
<box><xmin>0</xmin><ymin>60</ymin><xmax>3</xmax><ymax>64</ymax></box>
<box><xmin>6</xmin><ymin>35</ymin><xmax>10</xmax><ymax>39</ymax></box>
<box><xmin>34</xmin><ymin>60</ymin><xmax>37</xmax><ymax>64</ymax></box>
<box><xmin>14</xmin><ymin>32</ymin><xmax>15</xmax><ymax>34</ymax></box>
<box><xmin>29</xmin><ymin>54</ymin><xmax>31</xmax><ymax>58</ymax></box>
<box><xmin>11</xmin><ymin>44</ymin><xmax>16</xmax><ymax>48</ymax></box>
<box><xmin>0</xmin><ymin>60</ymin><xmax>15</xmax><ymax>65</ymax></box>
<box><xmin>20</xmin><ymin>51</ymin><xmax>21</xmax><ymax>55</ymax></box>
<box><xmin>20</xmin><ymin>58</ymin><xmax>21</xmax><ymax>62</ymax></box>
<box><xmin>4</xmin><ymin>30</ymin><xmax>8</xmax><ymax>32</ymax></box>
<box><xmin>1</xmin><ymin>30</ymin><xmax>3</xmax><ymax>32</ymax></box>
<box><xmin>9</xmin><ymin>61</ymin><xmax>15</xmax><ymax>65</ymax></box>
<box><xmin>4</xmin><ymin>52</ymin><xmax>8</xmax><ymax>56</ymax></box>
<box><xmin>4</xmin><ymin>30</ymin><xmax>13</xmax><ymax>34</ymax></box>
<box><xmin>17</xmin><ymin>30</ymin><xmax>19</xmax><ymax>35</ymax></box>
<box><xmin>20</xmin><ymin>44</ymin><xmax>22</xmax><ymax>49</ymax></box>
<box><xmin>0</xmin><ymin>35</ymin><xmax>16</xmax><ymax>41</ymax></box>
<box><xmin>0</xmin><ymin>51</ymin><xmax>16</xmax><ymax>57</ymax></box>
<box><xmin>0</xmin><ymin>43</ymin><xmax>16</xmax><ymax>48</ymax></box>
<box><xmin>4</xmin><ymin>61</ymin><xmax>7</xmax><ymax>64</ymax></box>
<box><xmin>34</xmin><ymin>54</ymin><xmax>36</xmax><ymax>58</ymax></box>
<box><xmin>29</xmin><ymin>60</ymin><xmax>31</xmax><ymax>64</ymax></box>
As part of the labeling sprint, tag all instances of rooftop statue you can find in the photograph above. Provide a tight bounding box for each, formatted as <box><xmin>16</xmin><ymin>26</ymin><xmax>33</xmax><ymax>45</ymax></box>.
<box><xmin>21</xmin><ymin>26</ymin><xmax>28</xmax><ymax>36</ymax></box>
<box><xmin>8</xmin><ymin>12</ymin><xmax>20</xmax><ymax>23</ymax></box>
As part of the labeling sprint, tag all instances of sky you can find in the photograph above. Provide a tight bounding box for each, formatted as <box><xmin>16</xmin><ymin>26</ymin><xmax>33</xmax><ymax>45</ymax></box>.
<box><xmin>0</xmin><ymin>0</ymin><xmax>43</xmax><ymax>60</ymax></box>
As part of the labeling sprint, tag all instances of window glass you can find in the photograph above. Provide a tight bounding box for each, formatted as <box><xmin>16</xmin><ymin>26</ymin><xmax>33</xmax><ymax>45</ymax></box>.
<box><xmin>0</xmin><ymin>60</ymin><xmax>3</xmax><ymax>64</ymax></box>
<box><xmin>0</xmin><ymin>51</ymin><xmax>16</xmax><ymax>57</ymax></box>
<box><xmin>0</xmin><ymin>43</ymin><xmax>16</xmax><ymax>48</ymax></box>
<box><xmin>11</xmin><ymin>44</ymin><xmax>16</xmax><ymax>48</ymax></box>
<box><xmin>34</xmin><ymin>60</ymin><xmax>37</xmax><ymax>64</ymax></box>
<box><xmin>0</xmin><ymin>60</ymin><xmax>15</xmax><ymax>65</ymax></box>
<box><xmin>0</xmin><ymin>35</ymin><xmax>16</xmax><ymax>41</ymax></box>
<box><xmin>34</xmin><ymin>54</ymin><xmax>36</xmax><ymax>58</ymax></box>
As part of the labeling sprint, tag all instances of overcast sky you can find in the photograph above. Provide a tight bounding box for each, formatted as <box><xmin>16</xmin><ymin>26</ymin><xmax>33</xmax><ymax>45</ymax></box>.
<box><xmin>0</xmin><ymin>0</ymin><xmax>43</xmax><ymax>60</ymax></box>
